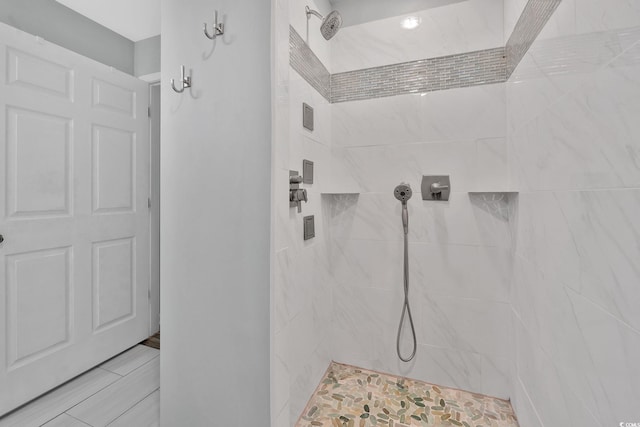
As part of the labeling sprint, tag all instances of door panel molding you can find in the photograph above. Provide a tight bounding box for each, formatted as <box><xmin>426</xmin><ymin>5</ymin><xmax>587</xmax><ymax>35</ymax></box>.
<box><xmin>0</xmin><ymin>22</ymin><xmax>150</xmax><ymax>415</ymax></box>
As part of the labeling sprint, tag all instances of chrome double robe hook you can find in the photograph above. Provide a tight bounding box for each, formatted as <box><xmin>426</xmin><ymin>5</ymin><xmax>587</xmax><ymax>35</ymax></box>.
<box><xmin>204</xmin><ymin>10</ymin><xmax>224</xmax><ymax>39</ymax></box>
<box><xmin>171</xmin><ymin>65</ymin><xmax>191</xmax><ymax>93</ymax></box>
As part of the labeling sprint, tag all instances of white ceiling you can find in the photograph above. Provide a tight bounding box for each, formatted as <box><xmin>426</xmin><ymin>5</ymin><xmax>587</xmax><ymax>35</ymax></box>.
<box><xmin>54</xmin><ymin>0</ymin><xmax>460</xmax><ymax>39</ymax></box>
<box><xmin>329</xmin><ymin>0</ymin><xmax>464</xmax><ymax>27</ymax></box>
<box><xmin>55</xmin><ymin>0</ymin><xmax>160</xmax><ymax>42</ymax></box>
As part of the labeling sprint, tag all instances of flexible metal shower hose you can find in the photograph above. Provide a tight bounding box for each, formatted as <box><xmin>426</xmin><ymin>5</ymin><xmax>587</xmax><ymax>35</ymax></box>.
<box><xmin>397</xmin><ymin>205</ymin><xmax>417</xmax><ymax>362</ymax></box>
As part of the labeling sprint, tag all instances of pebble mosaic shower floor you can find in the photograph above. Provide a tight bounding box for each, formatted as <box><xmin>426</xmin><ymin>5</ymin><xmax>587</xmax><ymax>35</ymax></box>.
<box><xmin>296</xmin><ymin>362</ymin><xmax>519</xmax><ymax>427</ymax></box>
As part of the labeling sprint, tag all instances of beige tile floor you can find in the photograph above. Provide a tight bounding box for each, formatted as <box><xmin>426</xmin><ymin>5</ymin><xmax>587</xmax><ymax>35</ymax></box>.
<box><xmin>0</xmin><ymin>345</ymin><xmax>159</xmax><ymax>427</ymax></box>
<box><xmin>297</xmin><ymin>362</ymin><xmax>519</xmax><ymax>427</ymax></box>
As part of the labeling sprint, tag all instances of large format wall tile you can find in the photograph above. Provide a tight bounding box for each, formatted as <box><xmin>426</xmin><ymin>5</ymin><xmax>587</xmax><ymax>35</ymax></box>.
<box><xmin>410</xmin><ymin>243</ymin><xmax>511</xmax><ymax>302</ymax></box>
<box><xmin>274</xmin><ymin>10</ymin><xmax>335</xmax><ymax>425</ymax></box>
<box><xmin>504</xmin><ymin>0</ymin><xmax>528</xmax><ymax>42</ymax></box>
<box><xmin>506</xmin><ymin>52</ymin><xmax>560</xmax><ymax>136</ymax></box>
<box><xmin>332</xmin><ymin>85</ymin><xmax>506</xmax><ymax>148</ymax></box>
<box><xmin>332</xmin><ymin>94</ymin><xmax>423</xmax><ymax>147</ymax></box>
<box><xmin>511</xmin><ymin>377</ymin><xmax>544</xmax><ymax>427</ymax></box>
<box><xmin>514</xmin><ymin>319</ymin><xmax>600</xmax><ymax>427</ymax></box>
<box><xmin>328</xmin><ymin>193</ymin><xmax>511</xmax><ymax>247</ymax></box>
<box><xmin>511</xmin><ymin>45</ymin><xmax>640</xmax><ymax>192</ymax></box>
<box><xmin>397</xmin><ymin>345</ymin><xmax>484</xmax><ymax>395</ymax></box>
<box><xmin>512</xmin><ymin>192</ymin><xmax>580</xmax><ymax>290</ymax></box>
<box><xmin>417</xmin><ymin>295</ymin><xmax>512</xmax><ymax>359</ymax></box>
<box><xmin>290</xmin><ymin>70</ymin><xmax>331</xmax><ymax>147</ymax></box>
<box><xmin>577</xmin><ymin>0</ymin><xmax>640</xmax><ymax>34</ymax></box>
<box><xmin>568</xmin><ymin>289</ymin><xmax>640</xmax><ymax>423</ymax></box>
<box><xmin>331</xmin><ymin>239</ymin><xmax>511</xmax><ymax>301</ymax></box>
<box><xmin>558</xmin><ymin>190</ymin><xmax>640</xmax><ymax>331</ymax></box>
<box><xmin>535</xmin><ymin>0</ymin><xmax>576</xmax><ymax>42</ymax></box>
<box><xmin>331</xmin><ymin>0</ymin><xmax>504</xmax><ymax>73</ymax></box>
<box><xmin>507</xmin><ymin>0</ymin><xmax>640</xmax><ymax>422</ymax></box>
<box><xmin>336</xmin><ymin>142</ymin><xmax>484</xmax><ymax>193</ymax></box>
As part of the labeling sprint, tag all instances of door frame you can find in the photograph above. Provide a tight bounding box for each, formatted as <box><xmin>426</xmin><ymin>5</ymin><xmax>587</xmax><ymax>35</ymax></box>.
<box><xmin>147</xmin><ymin>78</ymin><xmax>161</xmax><ymax>336</ymax></box>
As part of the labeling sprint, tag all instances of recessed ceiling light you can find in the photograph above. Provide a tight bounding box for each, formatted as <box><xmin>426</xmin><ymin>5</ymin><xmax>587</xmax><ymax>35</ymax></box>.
<box><xmin>401</xmin><ymin>16</ymin><xmax>422</xmax><ymax>30</ymax></box>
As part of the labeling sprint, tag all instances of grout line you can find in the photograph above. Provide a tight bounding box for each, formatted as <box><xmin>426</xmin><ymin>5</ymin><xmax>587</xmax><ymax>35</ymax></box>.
<box><xmin>333</xmin><ymin>283</ymin><xmax>512</xmax><ymax>305</ymax></box>
<box><xmin>62</xmin><ymin>412</ymin><xmax>92</xmax><ymax>426</ymax></box>
<box><xmin>27</xmin><ymin>368</ymin><xmax>119</xmax><ymax>427</ymax></box>
<box><xmin>57</xmin><ymin>370</ymin><xmax>127</xmax><ymax>420</ymax></box>
<box><xmin>565</xmin><ymin>286</ymin><xmax>640</xmax><ymax>337</ymax></box>
<box><xmin>333</xmin><ymin>137</ymin><xmax>508</xmax><ymax>150</ymax></box>
<box><xmin>516</xmin><ymin>375</ymin><xmax>546</xmax><ymax>427</ymax></box>
<box><xmin>103</xmin><ymin>388</ymin><xmax>159</xmax><ymax>427</ymax></box>
<box><xmin>513</xmin><ymin>286</ymin><xmax>613</xmax><ymax>424</ymax></box>
<box><xmin>100</xmin><ymin>345</ymin><xmax>160</xmax><ymax>376</ymax></box>
<box><xmin>121</xmin><ymin>354</ymin><xmax>160</xmax><ymax>375</ymax></box>
<box><xmin>62</xmin><ymin>356</ymin><xmax>159</xmax><ymax>422</ymax></box>
<box><xmin>507</xmin><ymin>26</ymin><xmax>640</xmax><ymax>132</ymax></box>
<box><xmin>98</xmin><ymin>368</ymin><xmax>125</xmax><ymax>377</ymax></box>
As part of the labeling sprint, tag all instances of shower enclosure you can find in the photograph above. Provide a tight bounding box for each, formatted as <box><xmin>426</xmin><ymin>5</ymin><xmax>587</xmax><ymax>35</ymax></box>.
<box><xmin>270</xmin><ymin>0</ymin><xmax>640</xmax><ymax>426</ymax></box>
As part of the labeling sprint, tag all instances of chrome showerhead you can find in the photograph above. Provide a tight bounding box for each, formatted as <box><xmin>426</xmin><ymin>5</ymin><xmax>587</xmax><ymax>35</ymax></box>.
<box><xmin>321</xmin><ymin>10</ymin><xmax>342</xmax><ymax>40</ymax></box>
<box><xmin>306</xmin><ymin>6</ymin><xmax>343</xmax><ymax>40</ymax></box>
<box><xmin>394</xmin><ymin>184</ymin><xmax>412</xmax><ymax>203</ymax></box>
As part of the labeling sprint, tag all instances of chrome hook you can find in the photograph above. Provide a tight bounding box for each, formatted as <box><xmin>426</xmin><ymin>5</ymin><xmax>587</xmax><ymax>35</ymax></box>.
<box><xmin>204</xmin><ymin>10</ymin><xmax>224</xmax><ymax>39</ymax></box>
<box><xmin>170</xmin><ymin>65</ymin><xmax>191</xmax><ymax>93</ymax></box>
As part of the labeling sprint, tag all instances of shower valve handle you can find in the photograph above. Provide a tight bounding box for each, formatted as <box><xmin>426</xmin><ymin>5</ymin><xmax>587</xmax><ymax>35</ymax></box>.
<box><xmin>430</xmin><ymin>182</ymin><xmax>450</xmax><ymax>193</ymax></box>
<box><xmin>290</xmin><ymin>188</ymin><xmax>308</xmax><ymax>213</ymax></box>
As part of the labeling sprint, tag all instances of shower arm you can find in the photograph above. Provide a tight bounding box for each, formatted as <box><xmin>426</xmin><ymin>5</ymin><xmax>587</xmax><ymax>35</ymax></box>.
<box><xmin>305</xmin><ymin>6</ymin><xmax>324</xmax><ymax>20</ymax></box>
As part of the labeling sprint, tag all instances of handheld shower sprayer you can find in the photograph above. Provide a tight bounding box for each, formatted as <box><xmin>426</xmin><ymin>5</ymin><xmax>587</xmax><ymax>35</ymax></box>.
<box><xmin>394</xmin><ymin>183</ymin><xmax>417</xmax><ymax>362</ymax></box>
<box><xmin>394</xmin><ymin>184</ymin><xmax>412</xmax><ymax>235</ymax></box>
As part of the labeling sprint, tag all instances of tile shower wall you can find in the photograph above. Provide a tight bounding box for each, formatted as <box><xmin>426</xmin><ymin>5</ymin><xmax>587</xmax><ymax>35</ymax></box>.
<box><xmin>272</xmin><ymin>0</ymin><xmax>335</xmax><ymax>426</ymax></box>
<box><xmin>330</xmin><ymin>0</ymin><xmax>504</xmax><ymax>73</ymax></box>
<box><xmin>330</xmin><ymin>47</ymin><xmax>507</xmax><ymax>103</ymax></box>
<box><xmin>327</xmin><ymin>1</ymin><xmax>513</xmax><ymax>401</ymax></box>
<box><xmin>290</xmin><ymin>26</ymin><xmax>331</xmax><ymax>101</ymax></box>
<box><xmin>507</xmin><ymin>0</ymin><xmax>640</xmax><ymax>425</ymax></box>
<box><xmin>329</xmin><ymin>0</ymin><xmax>506</xmax><ymax>103</ymax></box>
<box><xmin>505</xmin><ymin>0</ymin><xmax>562</xmax><ymax>77</ymax></box>
<box><xmin>276</xmin><ymin>0</ymin><xmax>640</xmax><ymax>425</ymax></box>
<box><xmin>327</xmin><ymin>92</ymin><xmax>513</xmax><ymax>400</ymax></box>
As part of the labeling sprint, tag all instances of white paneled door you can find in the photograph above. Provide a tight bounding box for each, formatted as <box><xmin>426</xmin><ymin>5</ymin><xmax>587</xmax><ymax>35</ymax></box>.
<box><xmin>0</xmin><ymin>23</ymin><xmax>150</xmax><ymax>415</ymax></box>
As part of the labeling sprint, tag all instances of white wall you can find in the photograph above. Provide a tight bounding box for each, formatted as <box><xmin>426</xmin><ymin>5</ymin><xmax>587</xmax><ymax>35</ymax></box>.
<box><xmin>0</xmin><ymin>0</ymin><xmax>135</xmax><ymax>74</ymax></box>
<box><xmin>160</xmin><ymin>0</ymin><xmax>271</xmax><ymax>425</ymax></box>
<box><xmin>272</xmin><ymin>0</ymin><xmax>336</xmax><ymax>425</ymax></box>
<box><xmin>507</xmin><ymin>0</ymin><xmax>640</xmax><ymax>425</ymax></box>
<box><xmin>134</xmin><ymin>35</ymin><xmax>161</xmax><ymax>77</ymax></box>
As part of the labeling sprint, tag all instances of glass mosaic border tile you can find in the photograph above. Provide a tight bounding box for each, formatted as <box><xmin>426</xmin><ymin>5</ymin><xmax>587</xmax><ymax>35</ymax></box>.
<box><xmin>288</xmin><ymin>0</ymin><xmax>563</xmax><ymax>103</ymax></box>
